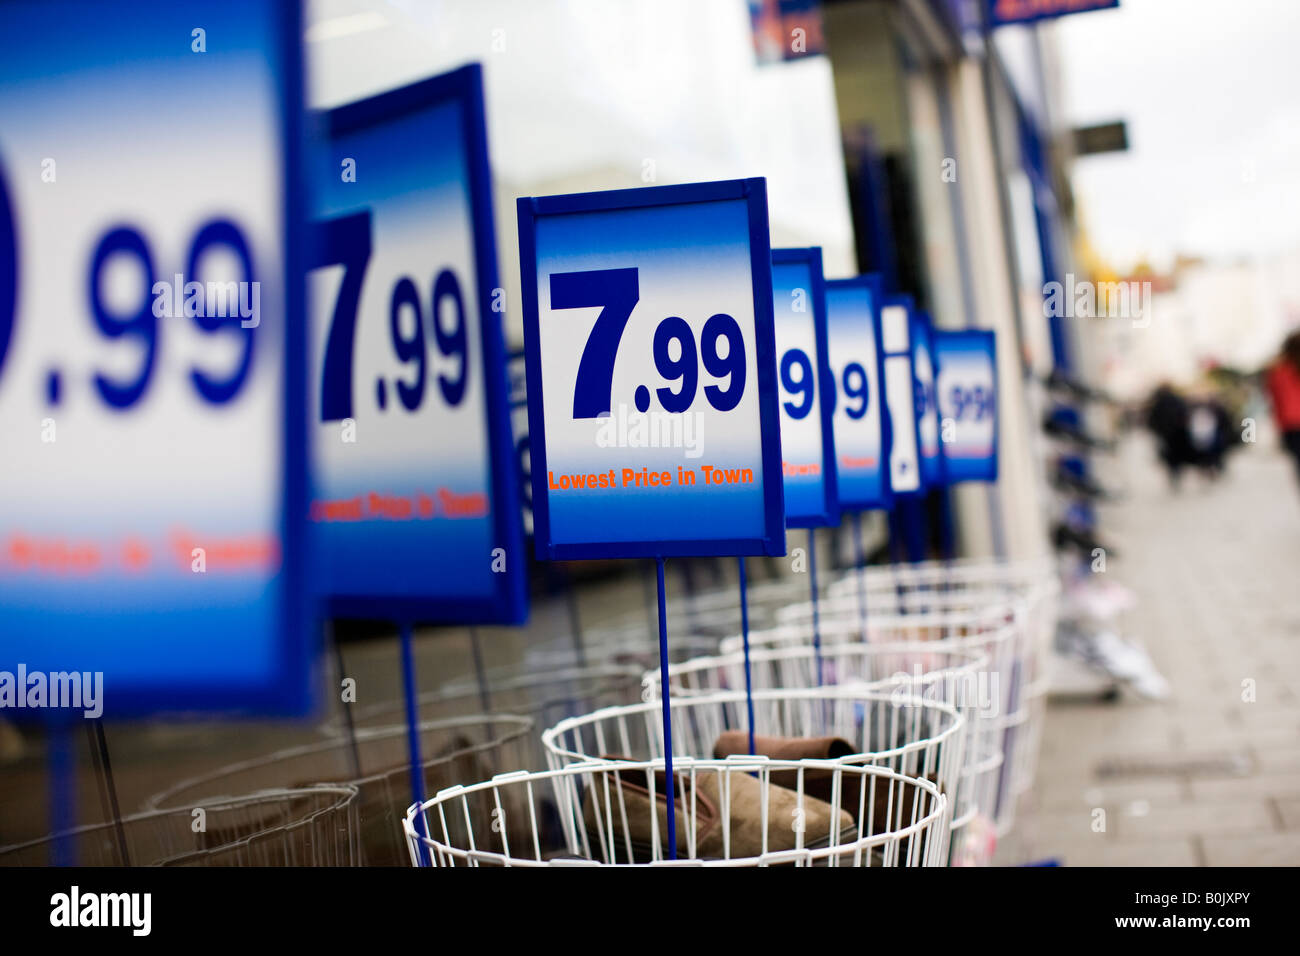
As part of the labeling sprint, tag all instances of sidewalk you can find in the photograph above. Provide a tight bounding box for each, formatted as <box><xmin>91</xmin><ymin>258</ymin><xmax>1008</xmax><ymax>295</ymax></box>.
<box><xmin>1003</xmin><ymin>434</ymin><xmax>1300</xmax><ymax>866</ymax></box>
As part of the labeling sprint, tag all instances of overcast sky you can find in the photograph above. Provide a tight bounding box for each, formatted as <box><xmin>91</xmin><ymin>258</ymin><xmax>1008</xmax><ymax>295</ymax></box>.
<box><xmin>1055</xmin><ymin>0</ymin><xmax>1300</xmax><ymax>272</ymax></box>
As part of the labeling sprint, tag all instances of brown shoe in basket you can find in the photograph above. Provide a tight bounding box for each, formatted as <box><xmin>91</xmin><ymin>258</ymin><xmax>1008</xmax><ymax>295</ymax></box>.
<box><xmin>713</xmin><ymin>731</ymin><xmax>934</xmax><ymax>834</ymax></box>
<box><xmin>581</xmin><ymin>757</ymin><xmax>855</xmax><ymax>863</ymax></box>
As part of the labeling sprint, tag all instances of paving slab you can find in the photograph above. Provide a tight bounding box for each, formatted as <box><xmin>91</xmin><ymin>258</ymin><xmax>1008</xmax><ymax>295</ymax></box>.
<box><xmin>1015</xmin><ymin>436</ymin><xmax>1300</xmax><ymax>866</ymax></box>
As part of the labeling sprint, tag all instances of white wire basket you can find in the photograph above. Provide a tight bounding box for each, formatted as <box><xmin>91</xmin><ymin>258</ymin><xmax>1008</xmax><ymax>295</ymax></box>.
<box><xmin>540</xmin><ymin>687</ymin><xmax>963</xmax><ymax>858</ymax></box>
<box><xmin>663</xmin><ymin>635</ymin><xmax>991</xmax><ymax>699</ymax></box>
<box><xmin>818</xmin><ymin>560</ymin><xmax>1058</xmax><ymax>676</ymax></box>
<box><xmin>588</xmin><ymin>558</ymin><xmax>1053</xmax><ymax>635</ymax></box>
<box><xmin>0</xmin><ymin>785</ymin><xmax>360</xmax><ymax>866</ymax></box>
<box><xmin>779</xmin><ymin>562</ymin><xmax>1059</xmax><ymax>827</ymax></box>
<box><xmin>404</xmin><ymin>757</ymin><xmax>950</xmax><ymax>866</ymax></box>
<box><xmin>145</xmin><ymin>715</ymin><xmax>533</xmax><ymax>866</ymax></box>
<box><xmin>584</xmin><ymin>559</ymin><xmax>1055</xmax><ymax>790</ymax></box>
<box><xmin>576</xmin><ymin>572</ymin><xmax>823</xmax><ymax>661</ymax></box>
<box><xmin>638</xmin><ymin>641</ymin><xmax>999</xmax><ymax>849</ymax></box>
<box><xmin>720</xmin><ymin>605</ymin><xmax>1024</xmax><ymax>836</ymax></box>
<box><xmin>844</xmin><ymin>557</ymin><xmax>1055</xmax><ymax>590</ymax></box>
<box><xmin>565</xmin><ymin>619</ymin><xmax>726</xmax><ymax>667</ymax></box>
<box><xmin>320</xmin><ymin>664</ymin><xmax>642</xmax><ymax>770</ymax></box>
<box><xmin>658</xmin><ymin>574</ymin><xmax>818</xmax><ymax>628</ymax></box>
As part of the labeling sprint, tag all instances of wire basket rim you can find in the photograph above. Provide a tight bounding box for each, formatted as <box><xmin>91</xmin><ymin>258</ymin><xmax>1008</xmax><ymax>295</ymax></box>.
<box><xmin>404</xmin><ymin>756</ymin><xmax>949</xmax><ymax>867</ymax></box>
<box><xmin>540</xmin><ymin>686</ymin><xmax>965</xmax><ymax>764</ymax></box>
<box><xmin>145</xmin><ymin>713</ymin><xmax>533</xmax><ymax>812</ymax></box>
<box><xmin>0</xmin><ymin>784</ymin><xmax>360</xmax><ymax>863</ymax></box>
<box><xmin>646</xmin><ymin>641</ymin><xmax>992</xmax><ymax>691</ymax></box>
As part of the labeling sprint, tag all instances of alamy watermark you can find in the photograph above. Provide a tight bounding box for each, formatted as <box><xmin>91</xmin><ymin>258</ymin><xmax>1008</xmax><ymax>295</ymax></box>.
<box><xmin>885</xmin><ymin>665</ymin><xmax>1000</xmax><ymax>719</ymax></box>
<box><xmin>595</xmin><ymin>403</ymin><xmax>704</xmax><ymax>459</ymax></box>
<box><xmin>0</xmin><ymin>665</ymin><xmax>103</xmax><ymax>718</ymax></box>
<box><xmin>152</xmin><ymin>273</ymin><xmax>260</xmax><ymax>328</ymax></box>
<box><xmin>1044</xmin><ymin>273</ymin><xmax>1151</xmax><ymax>329</ymax></box>
<box><xmin>50</xmin><ymin>886</ymin><xmax>150</xmax><ymax>936</ymax></box>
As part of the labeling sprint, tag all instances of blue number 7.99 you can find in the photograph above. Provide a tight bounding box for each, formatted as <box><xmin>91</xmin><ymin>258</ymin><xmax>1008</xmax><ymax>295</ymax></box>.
<box><xmin>309</xmin><ymin>210</ymin><xmax>372</xmax><ymax>422</ymax></box>
<box><xmin>550</xmin><ymin>267</ymin><xmax>639</xmax><ymax>419</ymax></box>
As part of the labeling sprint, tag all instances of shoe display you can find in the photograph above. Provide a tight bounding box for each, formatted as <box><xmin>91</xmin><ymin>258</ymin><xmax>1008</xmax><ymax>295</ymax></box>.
<box><xmin>711</xmin><ymin>731</ymin><xmax>935</xmax><ymax>833</ymax></box>
<box><xmin>580</xmin><ymin>757</ymin><xmax>855</xmax><ymax>863</ymax></box>
<box><xmin>1055</xmin><ymin>621</ymin><xmax>1170</xmax><ymax>701</ymax></box>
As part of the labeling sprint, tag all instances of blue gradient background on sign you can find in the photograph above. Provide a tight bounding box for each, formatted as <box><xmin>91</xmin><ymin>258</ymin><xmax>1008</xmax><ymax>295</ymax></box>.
<box><xmin>912</xmin><ymin>314</ymin><xmax>944</xmax><ymax>486</ymax></box>
<box><xmin>826</xmin><ymin>282</ymin><xmax>887</xmax><ymax>509</ymax></box>
<box><xmin>772</xmin><ymin>259</ymin><xmax>829</xmax><ymax>523</ymax></box>
<box><xmin>934</xmin><ymin>330</ymin><xmax>997</xmax><ymax>480</ymax></box>
<box><xmin>310</xmin><ymin>97</ymin><xmax>496</xmax><ymax>602</ymax></box>
<box><xmin>0</xmin><ymin>0</ymin><xmax>298</xmax><ymax>710</ymax></box>
<box><xmin>534</xmin><ymin>199</ymin><xmax>769</xmax><ymax>545</ymax></box>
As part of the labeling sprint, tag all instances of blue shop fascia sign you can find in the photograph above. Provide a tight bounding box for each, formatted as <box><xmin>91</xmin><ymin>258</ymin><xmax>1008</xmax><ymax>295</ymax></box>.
<box><xmin>987</xmin><ymin>0</ymin><xmax>1119</xmax><ymax>27</ymax></box>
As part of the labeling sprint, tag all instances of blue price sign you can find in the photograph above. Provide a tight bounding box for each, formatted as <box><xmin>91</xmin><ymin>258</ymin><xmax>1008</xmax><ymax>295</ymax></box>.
<box><xmin>881</xmin><ymin>295</ymin><xmax>924</xmax><ymax>497</ymax></box>
<box><xmin>517</xmin><ymin>179</ymin><xmax>785</xmax><ymax>560</ymax></box>
<box><xmin>308</xmin><ymin>65</ymin><xmax>526</xmax><ymax>624</ymax></box>
<box><xmin>912</xmin><ymin>310</ymin><xmax>945</xmax><ymax>487</ymax></box>
<box><xmin>934</xmin><ymin>329</ymin><xmax>998</xmax><ymax>482</ymax></box>
<box><xmin>0</xmin><ymin>1</ymin><xmax>310</xmax><ymax>716</ymax></box>
<box><xmin>825</xmin><ymin>276</ymin><xmax>890</xmax><ymax>510</ymax></box>
<box><xmin>772</xmin><ymin>248</ymin><xmax>838</xmax><ymax>527</ymax></box>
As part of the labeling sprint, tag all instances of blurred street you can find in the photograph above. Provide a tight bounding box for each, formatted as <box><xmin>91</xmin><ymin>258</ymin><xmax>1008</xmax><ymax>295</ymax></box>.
<box><xmin>1005</xmin><ymin>431</ymin><xmax>1300</xmax><ymax>866</ymax></box>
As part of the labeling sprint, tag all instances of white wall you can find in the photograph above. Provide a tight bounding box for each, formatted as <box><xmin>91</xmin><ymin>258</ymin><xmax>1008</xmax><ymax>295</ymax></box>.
<box><xmin>950</xmin><ymin>58</ymin><xmax>1050</xmax><ymax>562</ymax></box>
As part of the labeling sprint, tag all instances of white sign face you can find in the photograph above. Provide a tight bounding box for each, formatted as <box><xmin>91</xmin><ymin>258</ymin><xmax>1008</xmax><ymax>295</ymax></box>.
<box><xmin>882</xmin><ymin>302</ymin><xmax>921</xmax><ymax>495</ymax></box>
<box><xmin>934</xmin><ymin>329</ymin><xmax>998</xmax><ymax>482</ymax></box>
<box><xmin>307</xmin><ymin>65</ymin><xmax>525</xmax><ymax>623</ymax></box>
<box><xmin>825</xmin><ymin>278</ymin><xmax>889</xmax><ymax>510</ymax></box>
<box><xmin>772</xmin><ymin>248</ymin><xmax>836</xmax><ymax>527</ymax></box>
<box><xmin>0</xmin><ymin>1</ymin><xmax>309</xmax><ymax>716</ymax></box>
<box><xmin>518</xmin><ymin>179</ymin><xmax>785</xmax><ymax>560</ymax></box>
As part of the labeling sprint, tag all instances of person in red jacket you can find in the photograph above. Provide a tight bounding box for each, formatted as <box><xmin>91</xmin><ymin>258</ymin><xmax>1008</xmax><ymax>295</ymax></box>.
<box><xmin>1267</xmin><ymin>331</ymin><xmax>1300</xmax><ymax>489</ymax></box>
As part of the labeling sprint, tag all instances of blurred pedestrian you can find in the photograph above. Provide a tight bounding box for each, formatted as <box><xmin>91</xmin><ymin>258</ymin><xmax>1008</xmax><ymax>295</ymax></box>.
<box><xmin>1186</xmin><ymin>392</ymin><xmax>1233</xmax><ymax>480</ymax></box>
<box><xmin>1145</xmin><ymin>383</ymin><xmax>1191</xmax><ymax>490</ymax></box>
<box><xmin>1266</xmin><ymin>331</ymin><xmax>1300</xmax><ymax>490</ymax></box>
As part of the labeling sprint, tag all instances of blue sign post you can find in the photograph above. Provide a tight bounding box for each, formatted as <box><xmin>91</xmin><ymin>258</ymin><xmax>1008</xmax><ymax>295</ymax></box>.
<box><xmin>773</xmin><ymin>248</ymin><xmax>838</xmax><ymax>683</ymax></box>
<box><xmin>518</xmin><ymin>178</ymin><xmax>784</xmax><ymax>858</ymax></box>
<box><xmin>913</xmin><ymin>311</ymin><xmax>946</xmax><ymax>489</ymax></box>
<box><xmin>825</xmin><ymin>275</ymin><xmax>891</xmax><ymax>635</ymax></box>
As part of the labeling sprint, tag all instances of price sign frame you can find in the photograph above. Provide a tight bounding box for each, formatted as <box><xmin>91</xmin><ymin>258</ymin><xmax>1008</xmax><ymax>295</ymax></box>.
<box><xmin>517</xmin><ymin>178</ymin><xmax>786</xmax><ymax>561</ymax></box>
<box><xmin>933</xmin><ymin>328</ymin><xmax>999</xmax><ymax>483</ymax></box>
<box><xmin>507</xmin><ymin>348</ymin><xmax>533</xmax><ymax>538</ymax></box>
<box><xmin>880</xmin><ymin>293</ymin><xmax>927</xmax><ymax>499</ymax></box>
<box><xmin>824</xmin><ymin>274</ymin><xmax>892</xmax><ymax>511</ymax></box>
<box><xmin>0</xmin><ymin>0</ymin><xmax>310</xmax><ymax>718</ymax></box>
<box><xmin>309</xmin><ymin>64</ymin><xmax>526</xmax><ymax>625</ymax></box>
<box><xmin>771</xmin><ymin>247</ymin><xmax>838</xmax><ymax>528</ymax></box>
<box><xmin>912</xmin><ymin>309</ymin><xmax>946</xmax><ymax>488</ymax></box>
